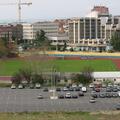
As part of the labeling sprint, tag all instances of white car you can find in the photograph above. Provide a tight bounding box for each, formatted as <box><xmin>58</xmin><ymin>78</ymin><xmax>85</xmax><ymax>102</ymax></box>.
<box><xmin>18</xmin><ymin>84</ymin><xmax>23</xmax><ymax>89</ymax></box>
<box><xmin>35</xmin><ymin>83</ymin><xmax>41</xmax><ymax>89</ymax></box>
<box><xmin>81</xmin><ymin>87</ymin><xmax>87</xmax><ymax>92</ymax></box>
<box><xmin>65</xmin><ymin>93</ymin><xmax>71</xmax><ymax>98</ymax></box>
<box><xmin>89</xmin><ymin>84</ymin><xmax>94</xmax><ymax>88</ymax></box>
<box><xmin>37</xmin><ymin>94</ymin><xmax>43</xmax><ymax>99</ymax></box>
<box><xmin>78</xmin><ymin>84</ymin><xmax>83</xmax><ymax>88</ymax></box>
<box><xmin>72</xmin><ymin>84</ymin><xmax>77</xmax><ymax>88</ymax></box>
<box><xmin>118</xmin><ymin>91</ymin><xmax>120</xmax><ymax>97</ymax></box>
<box><xmin>89</xmin><ymin>97</ymin><xmax>96</xmax><ymax>103</ymax></box>
<box><xmin>63</xmin><ymin>87</ymin><xmax>69</xmax><ymax>91</ymax></box>
<box><xmin>11</xmin><ymin>84</ymin><xmax>16</xmax><ymax>89</ymax></box>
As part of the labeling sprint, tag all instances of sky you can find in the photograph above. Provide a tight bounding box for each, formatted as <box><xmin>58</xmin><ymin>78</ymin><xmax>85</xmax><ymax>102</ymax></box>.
<box><xmin>0</xmin><ymin>0</ymin><xmax>120</xmax><ymax>22</ymax></box>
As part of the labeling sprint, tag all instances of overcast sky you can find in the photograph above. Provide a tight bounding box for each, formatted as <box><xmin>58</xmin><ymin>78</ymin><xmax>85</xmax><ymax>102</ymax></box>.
<box><xmin>0</xmin><ymin>0</ymin><xmax>120</xmax><ymax>22</ymax></box>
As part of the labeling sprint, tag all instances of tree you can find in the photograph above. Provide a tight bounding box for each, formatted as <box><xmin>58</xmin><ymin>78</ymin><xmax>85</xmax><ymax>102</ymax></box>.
<box><xmin>34</xmin><ymin>30</ymin><xmax>50</xmax><ymax>49</ymax></box>
<box><xmin>110</xmin><ymin>31</ymin><xmax>120</xmax><ymax>51</ymax></box>
<box><xmin>0</xmin><ymin>39</ymin><xmax>8</xmax><ymax>57</ymax></box>
<box><xmin>71</xmin><ymin>66</ymin><xmax>94</xmax><ymax>85</ymax></box>
<box><xmin>31</xmin><ymin>74</ymin><xmax>44</xmax><ymax>85</ymax></box>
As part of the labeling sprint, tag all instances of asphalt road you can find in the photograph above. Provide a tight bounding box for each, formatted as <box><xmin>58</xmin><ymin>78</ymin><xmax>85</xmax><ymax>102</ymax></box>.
<box><xmin>0</xmin><ymin>88</ymin><xmax>120</xmax><ymax>112</ymax></box>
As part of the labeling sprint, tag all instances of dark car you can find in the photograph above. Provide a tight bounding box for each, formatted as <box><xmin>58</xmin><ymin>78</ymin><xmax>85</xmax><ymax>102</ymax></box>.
<box><xmin>95</xmin><ymin>88</ymin><xmax>100</xmax><ymax>92</ymax></box>
<box><xmin>58</xmin><ymin>94</ymin><xmax>64</xmax><ymax>99</ymax></box>
<box><xmin>69</xmin><ymin>87</ymin><xmax>74</xmax><ymax>91</ymax></box>
<box><xmin>78</xmin><ymin>91</ymin><xmax>84</xmax><ymax>96</ymax></box>
<box><xmin>99</xmin><ymin>93</ymin><xmax>106</xmax><ymax>98</ymax></box>
<box><xmin>106</xmin><ymin>87</ymin><xmax>112</xmax><ymax>92</ymax></box>
<box><xmin>72</xmin><ymin>94</ymin><xmax>78</xmax><ymax>99</ymax></box>
<box><xmin>74</xmin><ymin>87</ymin><xmax>80</xmax><ymax>91</ymax></box>
<box><xmin>91</xmin><ymin>93</ymin><xmax>98</xmax><ymax>98</ymax></box>
<box><xmin>112</xmin><ymin>88</ymin><xmax>118</xmax><ymax>92</ymax></box>
<box><xmin>116</xmin><ymin>103</ymin><xmax>120</xmax><ymax>110</ymax></box>
<box><xmin>43</xmin><ymin>88</ymin><xmax>48</xmax><ymax>92</ymax></box>
<box><xmin>56</xmin><ymin>88</ymin><xmax>61</xmax><ymax>92</ymax></box>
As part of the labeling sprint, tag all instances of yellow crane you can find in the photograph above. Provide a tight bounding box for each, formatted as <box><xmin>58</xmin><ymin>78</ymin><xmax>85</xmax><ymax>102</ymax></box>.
<box><xmin>0</xmin><ymin>0</ymin><xmax>32</xmax><ymax>23</ymax></box>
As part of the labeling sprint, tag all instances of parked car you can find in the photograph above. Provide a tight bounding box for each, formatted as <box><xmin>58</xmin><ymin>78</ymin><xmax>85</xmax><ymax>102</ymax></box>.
<box><xmin>11</xmin><ymin>84</ymin><xmax>16</xmax><ymax>89</ymax></box>
<box><xmin>29</xmin><ymin>84</ymin><xmax>34</xmax><ymax>89</ymax></box>
<box><xmin>112</xmin><ymin>88</ymin><xmax>118</xmax><ymax>92</ymax></box>
<box><xmin>72</xmin><ymin>84</ymin><xmax>77</xmax><ymax>88</ymax></box>
<box><xmin>78</xmin><ymin>91</ymin><xmax>84</xmax><ymax>96</ymax></box>
<box><xmin>35</xmin><ymin>83</ymin><xmax>41</xmax><ymax>89</ymax></box>
<box><xmin>99</xmin><ymin>93</ymin><xmax>106</xmax><ymax>98</ymax></box>
<box><xmin>56</xmin><ymin>88</ymin><xmax>61</xmax><ymax>92</ymax></box>
<box><xmin>69</xmin><ymin>87</ymin><xmax>74</xmax><ymax>91</ymax></box>
<box><xmin>115</xmin><ymin>103</ymin><xmax>120</xmax><ymax>110</ymax></box>
<box><xmin>112</xmin><ymin>93</ymin><xmax>118</xmax><ymax>98</ymax></box>
<box><xmin>63</xmin><ymin>87</ymin><xmax>69</xmax><ymax>91</ymax></box>
<box><xmin>89</xmin><ymin>97</ymin><xmax>96</xmax><ymax>103</ymax></box>
<box><xmin>91</xmin><ymin>93</ymin><xmax>98</xmax><ymax>98</ymax></box>
<box><xmin>81</xmin><ymin>87</ymin><xmax>87</xmax><ymax>92</ymax></box>
<box><xmin>43</xmin><ymin>88</ymin><xmax>48</xmax><ymax>92</ymax></box>
<box><xmin>106</xmin><ymin>93</ymin><xmax>112</xmax><ymax>98</ymax></box>
<box><xmin>72</xmin><ymin>94</ymin><xmax>78</xmax><ymax>99</ymax></box>
<box><xmin>78</xmin><ymin>84</ymin><xmax>83</xmax><ymax>88</ymax></box>
<box><xmin>106</xmin><ymin>87</ymin><xmax>112</xmax><ymax>92</ymax></box>
<box><xmin>37</xmin><ymin>94</ymin><xmax>43</xmax><ymax>99</ymax></box>
<box><xmin>58</xmin><ymin>94</ymin><xmax>64</xmax><ymax>99</ymax></box>
<box><xmin>89</xmin><ymin>83</ymin><xmax>94</xmax><ymax>88</ymax></box>
<box><xmin>65</xmin><ymin>93</ymin><xmax>72</xmax><ymax>98</ymax></box>
<box><xmin>95</xmin><ymin>88</ymin><xmax>100</xmax><ymax>92</ymax></box>
<box><xmin>18</xmin><ymin>84</ymin><xmax>24</xmax><ymax>89</ymax></box>
<box><xmin>74</xmin><ymin>87</ymin><xmax>80</xmax><ymax>91</ymax></box>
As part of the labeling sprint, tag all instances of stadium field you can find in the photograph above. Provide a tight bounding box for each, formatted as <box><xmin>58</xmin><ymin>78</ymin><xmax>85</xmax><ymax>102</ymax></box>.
<box><xmin>0</xmin><ymin>58</ymin><xmax>117</xmax><ymax>76</ymax></box>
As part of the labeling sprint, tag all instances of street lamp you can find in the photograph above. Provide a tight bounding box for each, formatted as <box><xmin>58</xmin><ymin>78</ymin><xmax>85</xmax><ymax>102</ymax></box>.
<box><xmin>50</xmin><ymin>66</ymin><xmax>58</xmax><ymax>99</ymax></box>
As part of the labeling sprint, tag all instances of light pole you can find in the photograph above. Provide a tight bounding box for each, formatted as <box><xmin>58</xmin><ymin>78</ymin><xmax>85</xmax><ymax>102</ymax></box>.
<box><xmin>50</xmin><ymin>66</ymin><xmax>58</xmax><ymax>99</ymax></box>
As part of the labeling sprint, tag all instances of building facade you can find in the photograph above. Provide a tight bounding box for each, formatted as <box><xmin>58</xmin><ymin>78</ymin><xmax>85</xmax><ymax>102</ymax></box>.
<box><xmin>22</xmin><ymin>21</ymin><xmax>69</xmax><ymax>45</ymax></box>
<box><xmin>0</xmin><ymin>24</ymin><xmax>23</xmax><ymax>42</ymax></box>
<box><xmin>22</xmin><ymin>21</ymin><xmax>59</xmax><ymax>42</ymax></box>
<box><xmin>68</xmin><ymin>7</ymin><xmax>120</xmax><ymax>51</ymax></box>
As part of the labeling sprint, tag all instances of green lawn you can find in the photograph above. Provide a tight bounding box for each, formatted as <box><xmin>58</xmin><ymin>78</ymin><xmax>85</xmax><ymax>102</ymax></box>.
<box><xmin>55</xmin><ymin>60</ymin><xmax>117</xmax><ymax>72</ymax></box>
<box><xmin>0</xmin><ymin>59</ymin><xmax>25</xmax><ymax>76</ymax></box>
<box><xmin>0</xmin><ymin>59</ymin><xmax>117</xmax><ymax>76</ymax></box>
<box><xmin>0</xmin><ymin>112</ymin><xmax>120</xmax><ymax>120</ymax></box>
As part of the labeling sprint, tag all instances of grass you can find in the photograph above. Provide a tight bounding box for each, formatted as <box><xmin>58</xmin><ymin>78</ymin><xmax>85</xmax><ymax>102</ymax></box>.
<box><xmin>55</xmin><ymin>60</ymin><xmax>117</xmax><ymax>72</ymax></box>
<box><xmin>0</xmin><ymin>59</ymin><xmax>117</xmax><ymax>76</ymax></box>
<box><xmin>0</xmin><ymin>83</ymin><xmax>11</xmax><ymax>87</ymax></box>
<box><xmin>0</xmin><ymin>112</ymin><xmax>120</xmax><ymax>120</ymax></box>
<box><xmin>0</xmin><ymin>59</ymin><xmax>25</xmax><ymax>76</ymax></box>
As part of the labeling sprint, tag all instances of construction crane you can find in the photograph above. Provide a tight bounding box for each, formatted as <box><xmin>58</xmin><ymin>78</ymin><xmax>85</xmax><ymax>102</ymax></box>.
<box><xmin>0</xmin><ymin>0</ymin><xmax>32</xmax><ymax>23</ymax></box>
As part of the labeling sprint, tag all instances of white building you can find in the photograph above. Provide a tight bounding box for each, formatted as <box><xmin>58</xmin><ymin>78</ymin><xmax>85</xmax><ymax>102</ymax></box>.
<box><xmin>22</xmin><ymin>21</ymin><xmax>59</xmax><ymax>43</ymax></box>
<box><xmin>92</xmin><ymin>72</ymin><xmax>120</xmax><ymax>83</ymax></box>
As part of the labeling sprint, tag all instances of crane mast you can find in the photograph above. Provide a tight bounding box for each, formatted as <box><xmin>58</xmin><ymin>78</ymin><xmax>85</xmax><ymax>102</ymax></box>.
<box><xmin>0</xmin><ymin>0</ymin><xmax>32</xmax><ymax>23</ymax></box>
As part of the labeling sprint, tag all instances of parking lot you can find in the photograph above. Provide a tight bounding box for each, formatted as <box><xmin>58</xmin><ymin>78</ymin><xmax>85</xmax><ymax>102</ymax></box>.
<box><xmin>0</xmin><ymin>87</ymin><xmax>120</xmax><ymax>112</ymax></box>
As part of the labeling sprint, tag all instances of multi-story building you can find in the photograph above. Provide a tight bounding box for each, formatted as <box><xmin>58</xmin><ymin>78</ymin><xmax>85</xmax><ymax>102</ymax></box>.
<box><xmin>68</xmin><ymin>6</ymin><xmax>120</xmax><ymax>51</ymax></box>
<box><xmin>22</xmin><ymin>21</ymin><xmax>59</xmax><ymax>42</ymax></box>
<box><xmin>0</xmin><ymin>24</ymin><xmax>23</xmax><ymax>42</ymax></box>
<box><xmin>22</xmin><ymin>21</ymin><xmax>69</xmax><ymax>45</ymax></box>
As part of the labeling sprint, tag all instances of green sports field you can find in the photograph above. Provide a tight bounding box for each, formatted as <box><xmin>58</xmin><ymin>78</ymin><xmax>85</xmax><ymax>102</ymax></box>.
<box><xmin>0</xmin><ymin>59</ymin><xmax>117</xmax><ymax>76</ymax></box>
